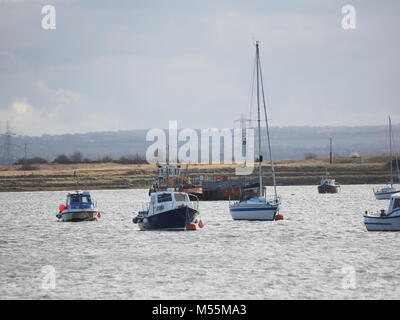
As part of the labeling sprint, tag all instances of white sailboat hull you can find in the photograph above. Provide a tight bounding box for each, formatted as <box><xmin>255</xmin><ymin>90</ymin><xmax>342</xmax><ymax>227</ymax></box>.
<box><xmin>230</xmin><ymin>207</ymin><xmax>277</xmax><ymax>220</ymax></box>
<box><xmin>374</xmin><ymin>189</ymin><xmax>400</xmax><ymax>200</ymax></box>
<box><xmin>229</xmin><ymin>197</ymin><xmax>278</xmax><ymax>221</ymax></box>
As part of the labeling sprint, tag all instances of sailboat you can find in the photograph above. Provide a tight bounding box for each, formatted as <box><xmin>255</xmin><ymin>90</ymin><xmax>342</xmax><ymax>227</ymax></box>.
<box><xmin>374</xmin><ymin>117</ymin><xmax>400</xmax><ymax>200</ymax></box>
<box><xmin>229</xmin><ymin>41</ymin><xmax>281</xmax><ymax>221</ymax></box>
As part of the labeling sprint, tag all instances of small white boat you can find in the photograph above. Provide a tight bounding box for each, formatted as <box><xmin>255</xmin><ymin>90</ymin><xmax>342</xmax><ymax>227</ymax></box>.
<box><xmin>56</xmin><ymin>191</ymin><xmax>100</xmax><ymax>222</ymax></box>
<box><xmin>374</xmin><ymin>182</ymin><xmax>400</xmax><ymax>200</ymax></box>
<box><xmin>230</xmin><ymin>195</ymin><xmax>279</xmax><ymax>221</ymax></box>
<box><xmin>364</xmin><ymin>195</ymin><xmax>400</xmax><ymax>231</ymax></box>
<box><xmin>318</xmin><ymin>178</ymin><xmax>341</xmax><ymax>194</ymax></box>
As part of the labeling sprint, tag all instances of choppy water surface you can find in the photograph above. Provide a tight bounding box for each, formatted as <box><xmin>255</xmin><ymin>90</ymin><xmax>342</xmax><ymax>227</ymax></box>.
<box><xmin>1</xmin><ymin>185</ymin><xmax>400</xmax><ymax>299</ymax></box>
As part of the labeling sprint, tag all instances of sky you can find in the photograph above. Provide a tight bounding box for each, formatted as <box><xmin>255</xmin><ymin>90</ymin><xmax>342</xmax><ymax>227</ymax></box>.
<box><xmin>0</xmin><ymin>0</ymin><xmax>399</xmax><ymax>136</ymax></box>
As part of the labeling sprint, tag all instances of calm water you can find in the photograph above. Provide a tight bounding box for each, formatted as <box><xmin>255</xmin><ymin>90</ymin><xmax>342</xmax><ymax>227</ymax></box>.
<box><xmin>1</xmin><ymin>185</ymin><xmax>399</xmax><ymax>300</ymax></box>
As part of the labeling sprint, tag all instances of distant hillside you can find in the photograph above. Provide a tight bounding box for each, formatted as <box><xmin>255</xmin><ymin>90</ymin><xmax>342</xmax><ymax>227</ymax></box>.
<box><xmin>0</xmin><ymin>124</ymin><xmax>399</xmax><ymax>164</ymax></box>
<box><xmin>0</xmin><ymin>155</ymin><xmax>397</xmax><ymax>192</ymax></box>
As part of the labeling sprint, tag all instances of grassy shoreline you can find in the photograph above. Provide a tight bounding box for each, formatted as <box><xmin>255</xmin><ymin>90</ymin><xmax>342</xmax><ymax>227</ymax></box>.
<box><xmin>0</xmin><ymin>155</ymin><xmax>395</xmax><ymax>192</ymax></box>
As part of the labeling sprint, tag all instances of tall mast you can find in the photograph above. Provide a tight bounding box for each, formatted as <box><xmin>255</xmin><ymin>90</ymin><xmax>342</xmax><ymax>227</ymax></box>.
<box><xmin>255</xmin><ymin>41</ymin><xmax>262</xmax><ymax>197</ymax></box>
<box><xmin>389</xmin><ymin>116</ymin><xmax>393</xmax><ymax>186</ymax></box>
<box><xmin>391</xmin><ymin>119</ymin><xmax>400</xmax><ymax>182</ymax></box>
<box><xmin>257</xmin><ymin>43</ymin><xmax>278</xmax><ymax>201</ymax></box>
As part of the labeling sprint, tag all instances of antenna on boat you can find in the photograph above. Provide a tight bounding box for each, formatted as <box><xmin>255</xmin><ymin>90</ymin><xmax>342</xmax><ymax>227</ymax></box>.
<box><xmin>74</xmin><ymin>170</ymin><xmax>80</xmax><ymax>190</ymax></box>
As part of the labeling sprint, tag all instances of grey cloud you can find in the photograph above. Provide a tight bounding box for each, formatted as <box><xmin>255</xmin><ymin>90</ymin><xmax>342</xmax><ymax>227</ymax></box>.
<box><xmin>0</xmin><ymin>0</ymin><xmax>399</xmax><ymax>136</ymax></box>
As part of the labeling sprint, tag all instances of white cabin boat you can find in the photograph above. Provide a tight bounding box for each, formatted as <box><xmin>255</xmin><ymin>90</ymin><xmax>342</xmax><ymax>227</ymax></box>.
<box><xmin>364</xmin><ymin>195</ymin><xmax>400</xmax><ymax>231</ymax></box>
<box><xmin>133</xmin><ymin>190</ymin><xmax>203</xmax><ymax>231</ymax></box>
<box><xmin>56</xmin><ymin>191</ymin><xmax>100</xmax><ymax>222</ymax></box>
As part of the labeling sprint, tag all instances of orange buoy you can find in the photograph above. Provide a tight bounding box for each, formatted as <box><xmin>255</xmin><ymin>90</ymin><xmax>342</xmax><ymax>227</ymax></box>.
<box><xmin>186</xmin><ymin>223</ymin><xmax>197</xmax><ymax>231</ymax></box>
<box><xmin>198</xmin><ymin>219</ymin><xmax>204</xmax><ymax>229</ymax></box>
<box><xmin>275</xmin><ymin>214</ymin><xmax>284</xmax><ymax>220</ymax></box>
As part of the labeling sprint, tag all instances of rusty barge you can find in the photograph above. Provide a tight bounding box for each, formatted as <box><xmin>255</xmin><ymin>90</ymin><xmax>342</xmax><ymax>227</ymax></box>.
<box><xmin>149</xmin><ymin>164</ymin><xmax>258</xmax><ymax>201</ymax></box>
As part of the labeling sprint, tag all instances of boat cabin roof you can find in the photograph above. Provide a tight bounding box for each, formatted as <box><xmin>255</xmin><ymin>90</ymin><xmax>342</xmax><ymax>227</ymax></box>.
<box><xmin>67</xmin><ymin>190</ymin><xmax>91</xmax><ymax>197</ymax></box>
<box><xmin>150</xmin><ymin>191</ymin><xmax>190</xmax><ymax>203</ymax></box>
<box><xmin>320</xmin><ymin>178</ymin><xmax>335</xmax><ymax>184</ymax></box>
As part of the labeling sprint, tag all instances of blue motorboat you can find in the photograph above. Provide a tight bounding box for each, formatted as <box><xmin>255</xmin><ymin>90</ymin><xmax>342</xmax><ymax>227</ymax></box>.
<box><xmin>56</xmin><ymin>191</ymin><xmax>100</xmax><ymax>222</ymax></box>
<box><xmin>133</xmin><ymin>190</ymin><xmax>202</xmax><ymax>231</ymax></box>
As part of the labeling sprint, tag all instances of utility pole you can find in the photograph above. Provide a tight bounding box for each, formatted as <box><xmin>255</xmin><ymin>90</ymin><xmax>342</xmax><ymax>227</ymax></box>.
<box><xmin>24</xmin><ymin>143</ymin><xmax>28</xmax><ymax>160</ymax></box>
<box><xmin>329</xmin><ymin>137</ymin><xmax>333</xmax><ymax>164</ymax></box>
<box><xmin>0</xmin><ymin>120</ymin><xmax>17</xmax><ymax>165</ymax></box>
<box><xmin>234</xmin><ymin>113</ymin><xmax>252</xmax><ymax>162</ymax></box>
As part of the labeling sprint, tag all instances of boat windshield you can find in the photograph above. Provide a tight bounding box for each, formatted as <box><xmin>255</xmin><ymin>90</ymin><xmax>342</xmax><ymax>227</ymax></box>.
<box><xmin>70</xmin><ymin>195</ymin><xmax>81</xmax><ymax>203</ymax></box>
<box><xmin>174</xmin><ymin>193</ymin><xmax>187</xmax><ymax>202</ymax></box>
<box><xmin>393</xmin><ymin>198</ymin><xmax>400</xmax><ymax>210</ymax></box>
<box><xmin>157</xmin><ymin>193</ymin><xmax>172</xmax><ymax>203</ymax></box>
<box><xmin>70</xmin><ymin>195</ymin><xmax>91</xmax><ymax>203</ymax></box>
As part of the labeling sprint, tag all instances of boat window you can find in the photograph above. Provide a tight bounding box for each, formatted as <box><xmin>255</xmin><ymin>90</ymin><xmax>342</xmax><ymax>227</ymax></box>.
<box><xmin>70</xmin><ymin>195</ymin><xmax>80</xmax><ymax>203</ymax></box>
<box><xmin>393</xmin><ymin>198</ymin><xmax>400</xmax><ymax>209</ymax></box>
<box><xmin>157</xmin><ymin>193</ymin><xmax>172</xmax><ymax>203</ymax></box>
<box><xmin>174</xmin><ymin>193</ymin><xmax>187</xmax><ymax>202</ymax></box>
<box><xmin>81</xmin><ymin>196</ymin><xmax>91</xmax><ymax>203</ymax></box>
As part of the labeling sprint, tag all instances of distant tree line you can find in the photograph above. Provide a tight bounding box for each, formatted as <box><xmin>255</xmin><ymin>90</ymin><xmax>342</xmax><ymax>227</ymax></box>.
<box><xmin>15</xmin><ymin>151</ymin><xmax>148</xmax><ymax>165</ymax></box>
<box><xmin>304</xmin><ymin>153</ymin><xmax>318</xmax><ymax>160</ymax></box>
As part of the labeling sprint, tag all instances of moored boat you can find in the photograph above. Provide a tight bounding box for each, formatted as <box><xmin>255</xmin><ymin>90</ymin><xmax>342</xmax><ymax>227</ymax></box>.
<box><xmin>230</xmin><ymin>194</ymin><xmax>279</xmax><ymax>221</ymax></box>
<box><xmin>318</xmin><ymin>169</ymin><xmax>340</xmax><ymax>194</ymax></box>
<box><xmin>374</xmin><ymin>183</ymin><xmax>400</xmax><ymax>200</ymax></box>
<box><xmin>373</xmin><ymin>117</ymin><xmax>400</xmax><ymax>200</ymax></box>
<box><xmin>318</xmin><ymin>179</ymin><xmax>341</xmax><ymax>194</ymax></box>
<box><xmin>229</xmin><ymin>41</ymin><xmax>282</xmax><ymax>221</ymax></box>
<box><xmin>364</xmin><ymin>195</ymin><xmax>400</xmax><ymax>231</ymax></box>
<box><xmin>56</xmin><ymin>191</ymin><xmax>100</xmax><ymax>222</ymax></box>
<box><xmin>133</xmin><ymin>190</ymin><xmax>203</xmax><ymax>231</ymax></box>
<box><xmin>149</xmin><ymin>163</ymin><xmax>257</xmax><ymax>201</ymax></box>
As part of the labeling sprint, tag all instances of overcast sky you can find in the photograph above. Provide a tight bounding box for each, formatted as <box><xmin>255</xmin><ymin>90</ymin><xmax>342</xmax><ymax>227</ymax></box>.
<box><xmin>0</xmin><ymin>0</ymin><xmax>399</xmax><ymax>136</ymax></box>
